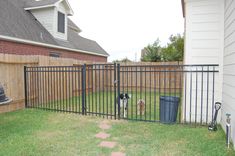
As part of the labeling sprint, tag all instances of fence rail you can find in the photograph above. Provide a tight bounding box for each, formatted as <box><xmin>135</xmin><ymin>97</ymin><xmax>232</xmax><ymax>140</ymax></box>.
<box><xmin>25</xmin><ymin>64</ymin><xmax>219</xmax><ymax>125</ymax></box>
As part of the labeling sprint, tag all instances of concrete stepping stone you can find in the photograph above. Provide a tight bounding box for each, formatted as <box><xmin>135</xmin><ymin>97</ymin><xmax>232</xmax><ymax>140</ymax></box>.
<box><xmin>99</xmin><ymin>123</ymin><xmax>111</xmax><ymax>130</ymax></box>
<box><xmin>111</xmin><ymin>152</ymin><xmax>126</xmax><ymax>156</ymax></box>
<box><xmin>99</xmin><ymin>141</ymin><xmax>117</xmax><ymax>148</ymax></box>
<box><xmin>95</xmin><ymin>132</ymin><xmax>110</xmax><ymax>139</ymax></box>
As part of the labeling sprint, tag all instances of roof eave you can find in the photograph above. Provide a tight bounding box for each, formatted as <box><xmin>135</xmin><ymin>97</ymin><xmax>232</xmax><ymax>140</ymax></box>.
<box><xmin>0</xmin><ymin>35</ymin><xmax>109</xmax><ymax>57</ymax></box>
<box><xmin>56</xmin><ymin>0</ymin><xmax>74</xmax><ymax>16</ymax></box>
<box><xmin>68</xmin><ymin>25</ymin><xmax>82</xmax><ymax>33</ymax></box>
<box><xmin>24</xmin><ymin>5</ymin><xmax>55</xmax><ymax>11</ymax></box>
<box><xmin>25</xmin><ymin>0</ymin><xmax>74</xmax><ymax>16</ymax></box>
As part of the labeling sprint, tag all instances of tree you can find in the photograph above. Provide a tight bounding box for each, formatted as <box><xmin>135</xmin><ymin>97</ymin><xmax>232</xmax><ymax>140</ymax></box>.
<box><xmin>162</xmin><ymin>34</ymin><xmax>184</xmax><ymax>61</ymax></box>
<box><xmin>141</xmin><ymin>34</ymin><xmax>184</xmax><ymax>62</ymax></box>
<box><xmin>141</xmin><ymin>39</ymin><xmax>162</xmax><ymax>62</ymax></box>
<box><xmin>112</xmin><ymin>57</ymin><xmax>132</xmax><ymax>63</ymax></box>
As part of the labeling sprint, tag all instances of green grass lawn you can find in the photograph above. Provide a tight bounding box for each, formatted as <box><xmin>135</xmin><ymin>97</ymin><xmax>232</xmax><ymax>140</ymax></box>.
<box><xmin>29</xmin><ymin>91</ymin><xmax>181</xmax><ymax>122</ymax></box>
<box><xmin>0</xmin><ymin>109</ymin><xmax>234</xmax><ymax>156</ymax></box>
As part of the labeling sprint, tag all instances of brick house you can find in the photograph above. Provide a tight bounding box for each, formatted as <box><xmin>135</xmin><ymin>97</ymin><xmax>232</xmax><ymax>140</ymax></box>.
<box><xmin>0</xmin><ymin>0</ymin><xmax>109</xmax><ymax>62</ymax></box>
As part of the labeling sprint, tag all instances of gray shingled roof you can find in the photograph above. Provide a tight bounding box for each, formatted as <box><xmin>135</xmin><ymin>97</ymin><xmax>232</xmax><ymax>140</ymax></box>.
<box><xmin>68</xmin><ymin>19</ymin><xmax>81</xmax><ymax>32</ymax></box>
<box><xmin>0</xmin><ymin>0</ymin><xmax>108</xmax><ymax>56</ymax></box>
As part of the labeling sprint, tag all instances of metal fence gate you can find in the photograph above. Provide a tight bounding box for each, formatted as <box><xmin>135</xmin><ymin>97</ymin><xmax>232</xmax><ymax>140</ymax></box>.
<box><xmin>24</xmin><ymin>64</ymin><xmax>219</xmax><ymax>125</ymax></box>
<box><xmin>24</xmin><ymin>64</ymin><xmax>117</xmax><ymax>119</ymax></box>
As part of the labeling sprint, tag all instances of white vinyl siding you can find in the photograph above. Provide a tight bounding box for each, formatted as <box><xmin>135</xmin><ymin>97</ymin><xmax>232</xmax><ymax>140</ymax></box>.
<box><xmin>183</xmin><ymin>0</ymin><xmax>224</xmax><ymax>123</ymax></box>
<box><xmin>222</xmin><ymin>0</ymin><xmax>235</xmax><ymax>149</ymax></box>
<box><xmin>30</xmin><ymin>1</ymin><xmax>68</xmax><ymax>40</ymax></box>
<box><xmin>184</xmin><ymin>0</ymin><xmax>224</xmax><ymax>64</ymax></box>
<box><xmin>31</xmin><ymin>7</ymin><xmax>55</xmax><ymax>36</ymax></box>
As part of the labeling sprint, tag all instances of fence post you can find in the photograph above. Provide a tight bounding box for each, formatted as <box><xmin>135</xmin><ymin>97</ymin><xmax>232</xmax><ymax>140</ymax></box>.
<box><xmin>114</xmin><ymin>63</ymin><xmax>117</xmax><ymax>119</ymax></box>
<box><xmin>117</xmin><ymin>64</ymin><xmax>121</xmax><ymax>119</ymax></box>
<box><xmin>24</xmin><ymin>66</ymin><xmax>28</xmax><ymax>108</ymax></box>
<box><xmin>82</xmin><ymin>64</ymin><xmax>86</xmax><ymax>115</ymax></box>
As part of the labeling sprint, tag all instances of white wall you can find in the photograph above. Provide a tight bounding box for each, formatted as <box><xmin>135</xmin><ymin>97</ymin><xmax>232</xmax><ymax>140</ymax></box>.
<box><xmin>184</xmin><ymin>0</ymin><xmax>224</xmax><ymax>64</ymax></box>
<box><xmin>183</xmin><ymin>0</ymin><xmax>224</xmax><ymax>123</ymax></box>
<box><xmin>31</xmin><ymin>7</ymin><xmax>55</xmax><ymax>36</ymax></box>
<box><xmin>222</xmin><ymin>0</ymin><xmax>235</xmax><ymax>149</ymax></box>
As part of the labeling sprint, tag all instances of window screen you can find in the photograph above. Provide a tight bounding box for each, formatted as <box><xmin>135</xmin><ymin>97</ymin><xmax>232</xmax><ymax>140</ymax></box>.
<box><xmin>58</xmin><ymin>12</ymin><xmax>65</xmax><ymax>33</ymax></box>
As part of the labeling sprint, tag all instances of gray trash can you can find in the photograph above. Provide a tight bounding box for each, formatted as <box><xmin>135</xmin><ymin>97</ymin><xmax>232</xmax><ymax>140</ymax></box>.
<box><xmin>160</xmin><ymin>96</ymin><xmax>179</xmax><ymax>124</ymax></box>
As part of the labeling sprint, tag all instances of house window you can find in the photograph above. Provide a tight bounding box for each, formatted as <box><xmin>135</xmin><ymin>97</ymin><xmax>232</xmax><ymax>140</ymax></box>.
<box><xmin>58</xmin><ymin>12</ymin><xmax>65</xmax><ymax>33</ymax></box>
<box><xmin>49</xmin><ymin>52</ymin><xmax>61</xmax><ymax>58</ymax></box>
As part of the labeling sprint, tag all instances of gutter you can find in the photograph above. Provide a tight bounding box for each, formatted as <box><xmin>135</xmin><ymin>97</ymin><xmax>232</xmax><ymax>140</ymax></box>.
<box><xmin>181</xmin><ymin>0</ymin><xmax>185</xmax><ymax>18</ymax></box>
<box><xmin>0</xmin><ymin>35</ymin><xmax>109</xmax><ymax>57</ymax></box>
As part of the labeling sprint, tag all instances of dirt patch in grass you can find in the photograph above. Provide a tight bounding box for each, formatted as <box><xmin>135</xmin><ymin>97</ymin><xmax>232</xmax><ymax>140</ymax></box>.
<box><xmin>47</xmin><ymin>113</ymin><xmax>96</xmax><ymax>126</ymax></box>
<box><xmin>206</xmin><ymin>132</ymin><xmax>218</xmax><ymax>139</ymax></box>
<box><xmin>158</xmin><ymin>139</ymin><xmax>188</xmax><ymax>155</ymax></box>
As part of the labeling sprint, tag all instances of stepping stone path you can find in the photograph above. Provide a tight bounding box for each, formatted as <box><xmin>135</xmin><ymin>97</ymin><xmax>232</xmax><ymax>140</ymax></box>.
<box><xmin>99</xmin><ymin>141</ymin><xmax>117</xmax><ymax>148</ymax></box>
<box><xmin>95</xmin><ymin>132</ymin><xmax>110</xmax><ymax>139</ymax></box>
<box><xmin>99</xmin><ymin>123</ymin><xmax>111</xmax><ymax>130</ymax></box>
<box><xmin>97</xmin><ymin>120</ymin><xmax>126</xmax><ymax>156</ymax></box>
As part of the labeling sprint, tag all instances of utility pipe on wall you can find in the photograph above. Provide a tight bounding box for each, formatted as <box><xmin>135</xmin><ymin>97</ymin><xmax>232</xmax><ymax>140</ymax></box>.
<box><xmin>226</xmin><ymin>113</ymin><xmax>231</xmax><ymax>148</ymax></box>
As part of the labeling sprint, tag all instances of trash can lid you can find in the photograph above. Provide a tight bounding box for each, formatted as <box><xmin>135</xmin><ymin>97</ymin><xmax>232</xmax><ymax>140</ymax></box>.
<box><xmin>160</xmin><ymin>96</ymin><xmax>179</xmax><ymax>102</ymax></box>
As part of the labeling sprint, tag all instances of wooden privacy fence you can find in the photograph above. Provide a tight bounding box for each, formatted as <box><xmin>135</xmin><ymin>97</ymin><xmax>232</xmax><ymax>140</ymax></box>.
<box><xmin>0</xmin><ymin>54</ymin><xmax>99</xmax><ymax>113</ymax></box>
<box><xmin>85</xmin><ymin>64</ymin><xmax>183</xmax><ymax>92</ymax></box>
<box><xmin>0</xmin><ymin>53</ymin><xmax>182</xmax><ymax>114</ymax></box>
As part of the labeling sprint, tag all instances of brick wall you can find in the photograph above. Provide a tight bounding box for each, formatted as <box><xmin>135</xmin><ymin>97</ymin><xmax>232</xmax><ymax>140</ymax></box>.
<box><xmin>0</xmin><ymin>40</ymin><xmax>107</xmax><ymax>62</ymax></box>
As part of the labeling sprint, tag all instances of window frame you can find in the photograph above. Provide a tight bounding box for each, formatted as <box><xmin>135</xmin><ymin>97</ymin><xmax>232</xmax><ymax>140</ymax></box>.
<box><xmin>49</xmin><ymin>52</ymin><xmax>61</xmax><ymax>58</ymax></box>
<box><xmin>57</xmin><ymin>11</ymin><xmax>65</xmax><ymax>33</ymax></box>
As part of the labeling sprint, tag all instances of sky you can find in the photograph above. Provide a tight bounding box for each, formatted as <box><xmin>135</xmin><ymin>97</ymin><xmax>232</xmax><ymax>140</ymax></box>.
<box><xmin>69</xmin><ymin>0</ymin><xmax>184</xmax><ymax>62</ymax></box>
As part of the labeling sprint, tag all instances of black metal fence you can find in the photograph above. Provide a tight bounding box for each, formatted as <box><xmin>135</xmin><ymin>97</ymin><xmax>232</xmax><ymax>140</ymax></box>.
<box><xmin>24</xmin><ymin>64</ymin><xmax>219</xmax><ymax>125</ymax></box>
